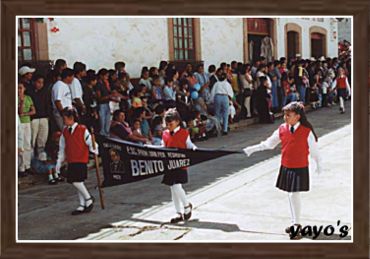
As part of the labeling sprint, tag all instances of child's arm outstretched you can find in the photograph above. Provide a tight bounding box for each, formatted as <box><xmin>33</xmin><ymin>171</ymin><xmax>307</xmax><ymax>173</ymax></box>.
<box><xmin>308</xmin><ymin>132</ymin><xmax>323</xmax><ymax>174</ymax></box>
<box><xmin>243</xmin><ymin>129</ymin><xmax>280</xmax><ymax>157</ymax></box>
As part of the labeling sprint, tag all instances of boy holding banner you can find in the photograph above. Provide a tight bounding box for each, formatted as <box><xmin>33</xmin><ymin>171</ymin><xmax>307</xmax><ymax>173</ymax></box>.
<box><xmin>56</xmin><ymin>107</ymin><xmax>99</xmax><ymax>215</ymax></box>
<box><xmin>162</xmin><ymin>109</ymin><xmax>197</xmax><ymax>223</ymax></box>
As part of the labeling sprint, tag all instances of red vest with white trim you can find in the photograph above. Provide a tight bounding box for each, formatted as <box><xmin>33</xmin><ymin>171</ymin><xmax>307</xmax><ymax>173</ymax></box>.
<box><xmin>336</xmin><ymin>76</ymin><xmax>347</xmax><ymax>89</ymax></box>
<box><xmin>162</xmin><ymin>128</ymin><xmax>189</xmax><ymax>149</ymax></box>
<box><xmin>279</xmin><ymin>123</ymin><xmax>310</xmax><ymax>168</ymax></box>
<box><xmin>62</xmin><ymin>124</ymin><xmax>89</xmax><ymax>163</ymax></box>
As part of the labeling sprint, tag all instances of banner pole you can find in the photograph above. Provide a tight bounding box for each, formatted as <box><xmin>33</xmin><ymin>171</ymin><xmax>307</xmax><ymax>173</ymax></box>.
<box><xmin>90</xmin><ymin>127</ymin><xmax>105</xmax><ymax>209</ymax></box>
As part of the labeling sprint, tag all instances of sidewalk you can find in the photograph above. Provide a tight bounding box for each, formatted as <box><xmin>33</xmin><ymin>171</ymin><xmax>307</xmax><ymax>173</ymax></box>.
<box><xmin>81</xmin><ymin>124</ymin><xmax>352</xmax><ymax>241</ymax></box>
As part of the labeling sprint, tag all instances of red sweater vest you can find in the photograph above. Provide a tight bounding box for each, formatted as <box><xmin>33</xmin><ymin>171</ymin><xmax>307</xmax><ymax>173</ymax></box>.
<box><xmin>63</xmin><ymin>124</ymin><xmax>89</xmax><ymax>164</ymax></box>
<box><xmin>279</xmin><ymin>123</ymin><xmax>310</xmax><ymax>168</ymax></box>
<box><xmin>336</xmin><ymin>76</ymin><xmax>347</xmax><ymax>89</ymax></box>
<box><xmin>162</xmin><ymin>128</ymin><xmax>189</xmax><ymax>149</ymax></box>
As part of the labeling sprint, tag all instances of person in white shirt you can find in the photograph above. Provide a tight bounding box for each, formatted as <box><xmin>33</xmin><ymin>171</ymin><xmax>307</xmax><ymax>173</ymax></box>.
<box><xmin>243</xmin><ymin>102</ymin><xmax>322</xmax><ymax>239</ymax></box>
<box><xmin>71</xmin><ymin>62</ymin><xmax>87</xmax><ymax>115</ymax></box>
<box><xmin>52</xmin><ymin>68</ymin><xmax>74</xmax><ymax>130</ymax></box>
<box><xmin>210</xmin><ymin>72</ymin><xmax>234</xmax><ymax>135</ymax></box>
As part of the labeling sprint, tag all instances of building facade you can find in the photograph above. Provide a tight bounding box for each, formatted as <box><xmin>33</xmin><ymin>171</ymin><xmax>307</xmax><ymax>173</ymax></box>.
<box><xmin>18</xmin><ymin>17</ymin><xmax>340</xmax><ymax>78</ymax></box>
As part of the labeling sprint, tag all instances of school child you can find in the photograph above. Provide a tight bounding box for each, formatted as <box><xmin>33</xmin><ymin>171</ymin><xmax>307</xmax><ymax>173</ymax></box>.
<box><xmin>56</xmin><ymin>108</ymin><xmax>99</xmax><ymax>215</ymax></box>
<box><xmin>162</xmin><ymin>109</ymin><xmax>196</xmax><ymax>223</ymax></box>
<box><xmin>332</xmin><ymin>67</ymin><xmax>351</xmax><ymax>113</ymax></box>
<box><xmin>132</xmin><ymin>119</ymin><xmax>150</xmax><ymax>145</ymax></box>
<box><xmin>152</xmin><ymin>124</ymin><xmax>163</xmax><ymax>146</ymax></box>
<box><xmin>243</xmin><ymin>101</ymin><xmax>322</xmax><ymax>239</ymax></box>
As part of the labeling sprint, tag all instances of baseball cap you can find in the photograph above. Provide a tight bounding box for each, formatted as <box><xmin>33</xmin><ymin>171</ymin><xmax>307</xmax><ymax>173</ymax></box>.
<box><xmin>19</xmin><ymin>66</ymin><xmax>36</xmax><ymax>76</ymax></box>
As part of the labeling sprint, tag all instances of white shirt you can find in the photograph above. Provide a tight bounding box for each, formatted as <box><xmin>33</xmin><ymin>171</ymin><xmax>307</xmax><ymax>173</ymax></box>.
<box><xmin>210</xmin><ymin>80</ymin><xmax>234</xmax><ymax>102</ymax></box>
<box><xmin>52</xmin><ymin>80</ymin><xmax>73</xmax><ymax>111</ymax></box>
<box><xmin>69</xmin><ymin>77</ymin><xmax>84</xmax><ymax>103</ymax></box>
<box><xmin>247</xmin><ymin>122</ymin><xmax>322</xmax><ymax>168</ymax></box>
<box><xmin>161</xmin><ymin>126</ymin><xmax>197</xmax><ymax>150</ymax></box>
<box><xmin>56</xmin><ymin>123</ymin><xmax>99</xmax><ymax>171</ymax></box>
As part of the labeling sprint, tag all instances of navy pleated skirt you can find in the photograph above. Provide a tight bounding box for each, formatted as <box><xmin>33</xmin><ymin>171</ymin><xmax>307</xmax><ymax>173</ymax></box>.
<box><xmin>66</xmin><ymin>163</ymin><xmax>88</xmax><ymax>184</ymax></box>
<box><xmin>276</xmin><ymin>166</ymin><xmax>309</xmax><ymax>192</ymax></box>
<box><xmin>162</xmin><ymin>168</ymin><xmax>188</xmax><ymax>186</ymax></box>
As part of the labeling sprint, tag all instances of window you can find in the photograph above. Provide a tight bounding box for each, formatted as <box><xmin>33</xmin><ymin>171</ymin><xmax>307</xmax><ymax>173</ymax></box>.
<box><xmin>18</xmin><ymin>18</ymin><xmax>37</xmax><ymax>62</ymax></box>
<box><xmin>172</xmin><ymin>18</ymin><xmax>196</xmax><ymax>61</ymax></box>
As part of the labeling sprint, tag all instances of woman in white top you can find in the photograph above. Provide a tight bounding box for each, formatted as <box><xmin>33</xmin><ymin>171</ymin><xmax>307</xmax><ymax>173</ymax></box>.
<box><xmin>238</xmin><ymin>64</ymin><xmax>254</xmax><ymax>118</ymax></box>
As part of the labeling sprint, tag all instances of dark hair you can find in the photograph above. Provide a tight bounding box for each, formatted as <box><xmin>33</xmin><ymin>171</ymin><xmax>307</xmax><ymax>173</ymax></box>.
<box><xmin>86</xmin><ymin>74</ymin><xmax>97</xmax><ymax>84</ymax></box>
<box><xmin>220</xmin><ymin>62</ymin><xmax>227</xmax><ymax>69</ymax></box>
<box><xmin>258</xmin><ymin>76</ymin><xmax>268</xmax><ymax>87</ymax></box>
<box><xmin>282</xmin><ymin>101</ymin><xmax>318</xmax><ymax>141</ymax></box>
<box><xmin>154</xmin><ymin>104</ymin><xmax>165</xmax><ymax>115</ymax></box>
<box><xmin>55</xmin><ymin>59</ymin><xmax>67</xmax><ymax>71</ymax></box>
<box><xmin>208</xmin><ymin>65</ymin><xmax>216</xmax><ymax>73</ymax></box>
<box><xmin>141</xmin><ymin>67</ymin><xmax>149</xmax><ymax>78</ymax></box>
<box><xmin>98</xmin><ymin>68</ymin><xmax>109</xmax><ymax>77</ymax></box>
<box><xmin>112</xmin><ymin>109</ymin><xmax>124</xmax><ymax>121</ymax></box>
<box><xmin>196</xmin><ymin>64</ymin><xmax>204</xmax><ymax>71</ymax></box>
<box><xmin>73</xmin><ymin>62</ymin><xmax>86</xmax><ymax>74</ymax></box>
<box><xmin>61</xmin><ymin>68</ymin><xmax>74</xmax><ymax>80</ymax></box>
<box><xmin>164</xmin><ymin>109</ymin><xmax>182</xmax><ymax>123</ymax></box>
<box><xmin>32</xmin><ymin>74</ymin><xmax>45</xmax><ymax>82</ymax></box>
<box><xmin>114</xmin><ymin>62</ymin><xmax>125</xmax><ymax>70</ymax></box>
<box><xmin>165</xmin><ymin>77</ymin><xmax>174</xmax><ymax>85</ymax></box>
<box><xmin>86</xmin><ymin>69</ymin><xmax>96</xmax><ymax>78</ymax></box>
<box><xmin>149</xmin><ymin>67</ymin><xmax>158</xmax><ymax>78</ymax></box>
<box><xmin>159</xmin><ymin>61</ymin><xmax>168</xmax><ymax>71</ymax></box>
<box><xmin>61</xmin><ymin>107</ymin><xmax>78</xmax><ymax>121</ymax></box>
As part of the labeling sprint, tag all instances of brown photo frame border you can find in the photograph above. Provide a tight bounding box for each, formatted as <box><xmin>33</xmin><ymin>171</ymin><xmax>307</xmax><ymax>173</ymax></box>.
<box><xmin>1</xmin><ymin>1</ymin><xmax>369</xmax><ymax>258</ymax></box>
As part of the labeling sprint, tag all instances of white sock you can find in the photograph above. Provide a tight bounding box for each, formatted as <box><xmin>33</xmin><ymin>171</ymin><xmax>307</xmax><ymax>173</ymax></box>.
<box><xmin>170</xmin><ymin>186</ymin><xmax>182</xmax><ymax>213</ymax></box>
<box><xmin>288</xmin><ymin>192</ymin><xmax>301</xmax><ymax>225</ymax></box>
<box><xmin>76</xmin><ymin>191</ymin><xmax>85</xmax><ymax>210</ymax></box>
<box><xmin>339</xmin><ymin>97</ymin><xmax>344</xmax><ymax>109</ymax></box>
<box><xmin>73</xmin><ymin>182</ymin><xmax>92</xmax><ymax>206</ymax></box>
<box><xmin>172</xmin><ymin>184</ymin><xmax>190</xmax><ymax>213</ymax></box>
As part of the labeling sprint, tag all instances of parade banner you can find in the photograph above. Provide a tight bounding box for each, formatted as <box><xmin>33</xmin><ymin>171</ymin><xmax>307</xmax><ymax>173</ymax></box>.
<box><xmin>96</xmin><ymin>135</ymin><xmax>241</xmax><ymax>187</ymax></box>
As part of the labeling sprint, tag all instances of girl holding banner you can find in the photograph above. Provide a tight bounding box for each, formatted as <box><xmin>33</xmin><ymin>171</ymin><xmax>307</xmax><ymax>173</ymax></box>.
<box><xmin>162</xmin><ymin>109</ymin><xmax>197</xmax><ymax>223</ymax></box>
<box><xmin>56</xmin><ymin>108</ymin><xmax>99</xmax><ymax>215</ymax></box>
<box><xmin>243</xmin><ymin>102</ymin><xmax>322</xmax><ymax>239</ymax></box>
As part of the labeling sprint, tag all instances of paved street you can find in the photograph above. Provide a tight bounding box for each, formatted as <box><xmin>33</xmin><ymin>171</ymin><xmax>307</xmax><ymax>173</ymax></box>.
<box><xmin>18</xmin><ymin>101</ymin><xmax>351</xmax><ymax>241</ymax></box>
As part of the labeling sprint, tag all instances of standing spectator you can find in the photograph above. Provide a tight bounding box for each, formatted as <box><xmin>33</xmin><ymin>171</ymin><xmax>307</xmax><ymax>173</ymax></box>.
<box><xmin>158</xmin><ymin>61</ymin><xmax>168</xmax><ymax>86</ymax></box>
<box><xmin>82</xmin><ymin>74</ymin><xmax>99</xmax><ymax>132</ymax></box>
<box><xmin>194</xmin><ymin>64</ymin><xmax>211</xmax><ymax>104</ymax></box>
<box><xmin>210</xmin><ymin>72</ymin><xmax>234</xmax><ymax>135</ymax></box>
<box><xmin>96</xmin><ymin>68</ymin><xmax>112</xmax><ymax>136</ymax></box>
<box><xmin>71</xmin><ymin>62</ymin><xmax>87</xmax><ymax>116</ymax></box>
<box><xmin>208</xmin><ymin>65</ymin><xmax>217</xmax><ymax>91</ymax></box>
<box><xmin>294</xmin><ymin>60</ymin><xmax>305</xmax><ymax>104</ymax></box>
<box><xmin>268</xmin><ymin>62</ymin><xmax>279</xmax><ymax>112</ymax></box>
<box><xmin>54</xmin><ymin>59</ymin><xmax>67</xmax><ymax>74</ymax></box>
<box><xmin>239</xmin><ymin>64</ymin><xmax>253</xmax><ymax>118</ymax></box>
<box><xmin>163</xmin><ymin>78</ymin><xmax>177</xmax><ymax>108</ymax></box>
<box><xmin>18</xmin><ymin>82</ymin><xmax>36</xmax><ymax>176</ymax></box>
<box><xmin>273</xmin><ymin>60</ymin><xmax>283</xmax><ymax>109</ymax></box>
<box><xmin>255</xmin><ymin>76</ymin><xmax>273</xmax><ymax>123</ymax></box>
<box><xmin>29</xmin><ymin>75</ymin><xmax>51</xmax><ymax>159</ymax></box>
<box><xmin>51</xmin><ymin>68</ymin><xmax>74</xmax><ymax>131</ymax></box>
<box><xmin>114</xmin><ymin>61</ymin><xmax>127</xmax><ymax>78</ymax></box>
<box><xmin>18</xmin><ymin>66</ymin><xmax>36</xmax><ymax>94</ymax></box>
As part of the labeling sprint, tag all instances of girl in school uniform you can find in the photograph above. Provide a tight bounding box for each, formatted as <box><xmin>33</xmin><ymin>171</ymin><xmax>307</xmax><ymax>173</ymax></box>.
<box><xmin>332</xmin><ymin>67</ymin><xmax>351</xmax><ymax>114</ymax></box>
<box><xmin>162</xmin><ymin>109</ymin><xmax>197</xmax><ymax>223</ymax></box>
<box><xmin>243</xmin><ymin>101</ymin><xmax>322</xmax><ymax>239</ymax></box>
<box><xmin>56</xmin><ymin>108</ymin><xmax>99</xmax><ymax>215</ymax></box>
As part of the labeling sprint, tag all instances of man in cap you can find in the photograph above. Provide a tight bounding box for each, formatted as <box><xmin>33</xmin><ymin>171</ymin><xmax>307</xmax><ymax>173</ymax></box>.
<box><xmin>19</xmin><ymin>66</ymin><xmax>36</xmax><ymax>95</ymax></box>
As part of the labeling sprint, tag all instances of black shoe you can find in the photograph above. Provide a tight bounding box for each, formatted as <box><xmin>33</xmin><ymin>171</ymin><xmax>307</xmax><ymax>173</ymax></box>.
<box><xmin>184</xmin><ymin>203</ymin><xmax>193</xmax><ymax>220</ymax></box>
<box><xmin>222</xmin><ymin>131</ymin><xmax>228</xmax><ymax>136</ymax></box>
<box><xmin>170</xmin><ymin>213</ymin><xmax>184</xmax><ymax>223</ymax></box>
<box><xmin>71</xmin><ymin>206</ymin><xmax>85</xmax><ymax>215</ymax></box>
<box><xmin>84</xmin><ymin>196</ymin><xmax>95</xmax><ymax>213</ymax></box>
<box><xmin>48</xmin><ymin>179</ymin><xmax>58</xmax><ymax>185</ymax></box>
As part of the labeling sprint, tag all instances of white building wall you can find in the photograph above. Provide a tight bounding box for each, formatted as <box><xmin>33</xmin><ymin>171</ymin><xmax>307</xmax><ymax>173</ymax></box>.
<box><xmin>47</xmin><ymin>18</ymin><xmax>169</xmax><ymax>78</ymax></box>
<box><xmin>200</xmin><ymin>18</ymin><xmax>244</xmax><ymax>69</ymax></box>
<box><xmin>337</xmin><ymin>18</ymin><xmax>352</xmax><ymax>43</ymax></box>
<box><xmin>276</xmin><ymin>18</ymin><xmax>338</xmax><ymax>59</ymax></box>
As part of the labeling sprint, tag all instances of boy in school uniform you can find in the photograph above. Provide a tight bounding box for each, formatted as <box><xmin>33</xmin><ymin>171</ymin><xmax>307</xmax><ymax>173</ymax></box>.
<box><xmin>56</xmin><ymin>107</ymin><xmax>98</xmax><ymax>215</ymax></box>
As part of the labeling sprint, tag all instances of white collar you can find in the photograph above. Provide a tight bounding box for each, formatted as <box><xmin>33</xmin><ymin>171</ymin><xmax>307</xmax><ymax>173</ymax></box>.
<box><xmin>289</xmin><ymin>122</ymin><xmax>301</xmax><ymax>131</ymax></box>
<box><xmin>172</xmin><ymin>126</ymin><xmax>180</xmax><ymax>133</ymax></box>
<box><xmin>67</xmin><ymin>122</ymin><xmax>78</xmax><ymax>133</ymax></box>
